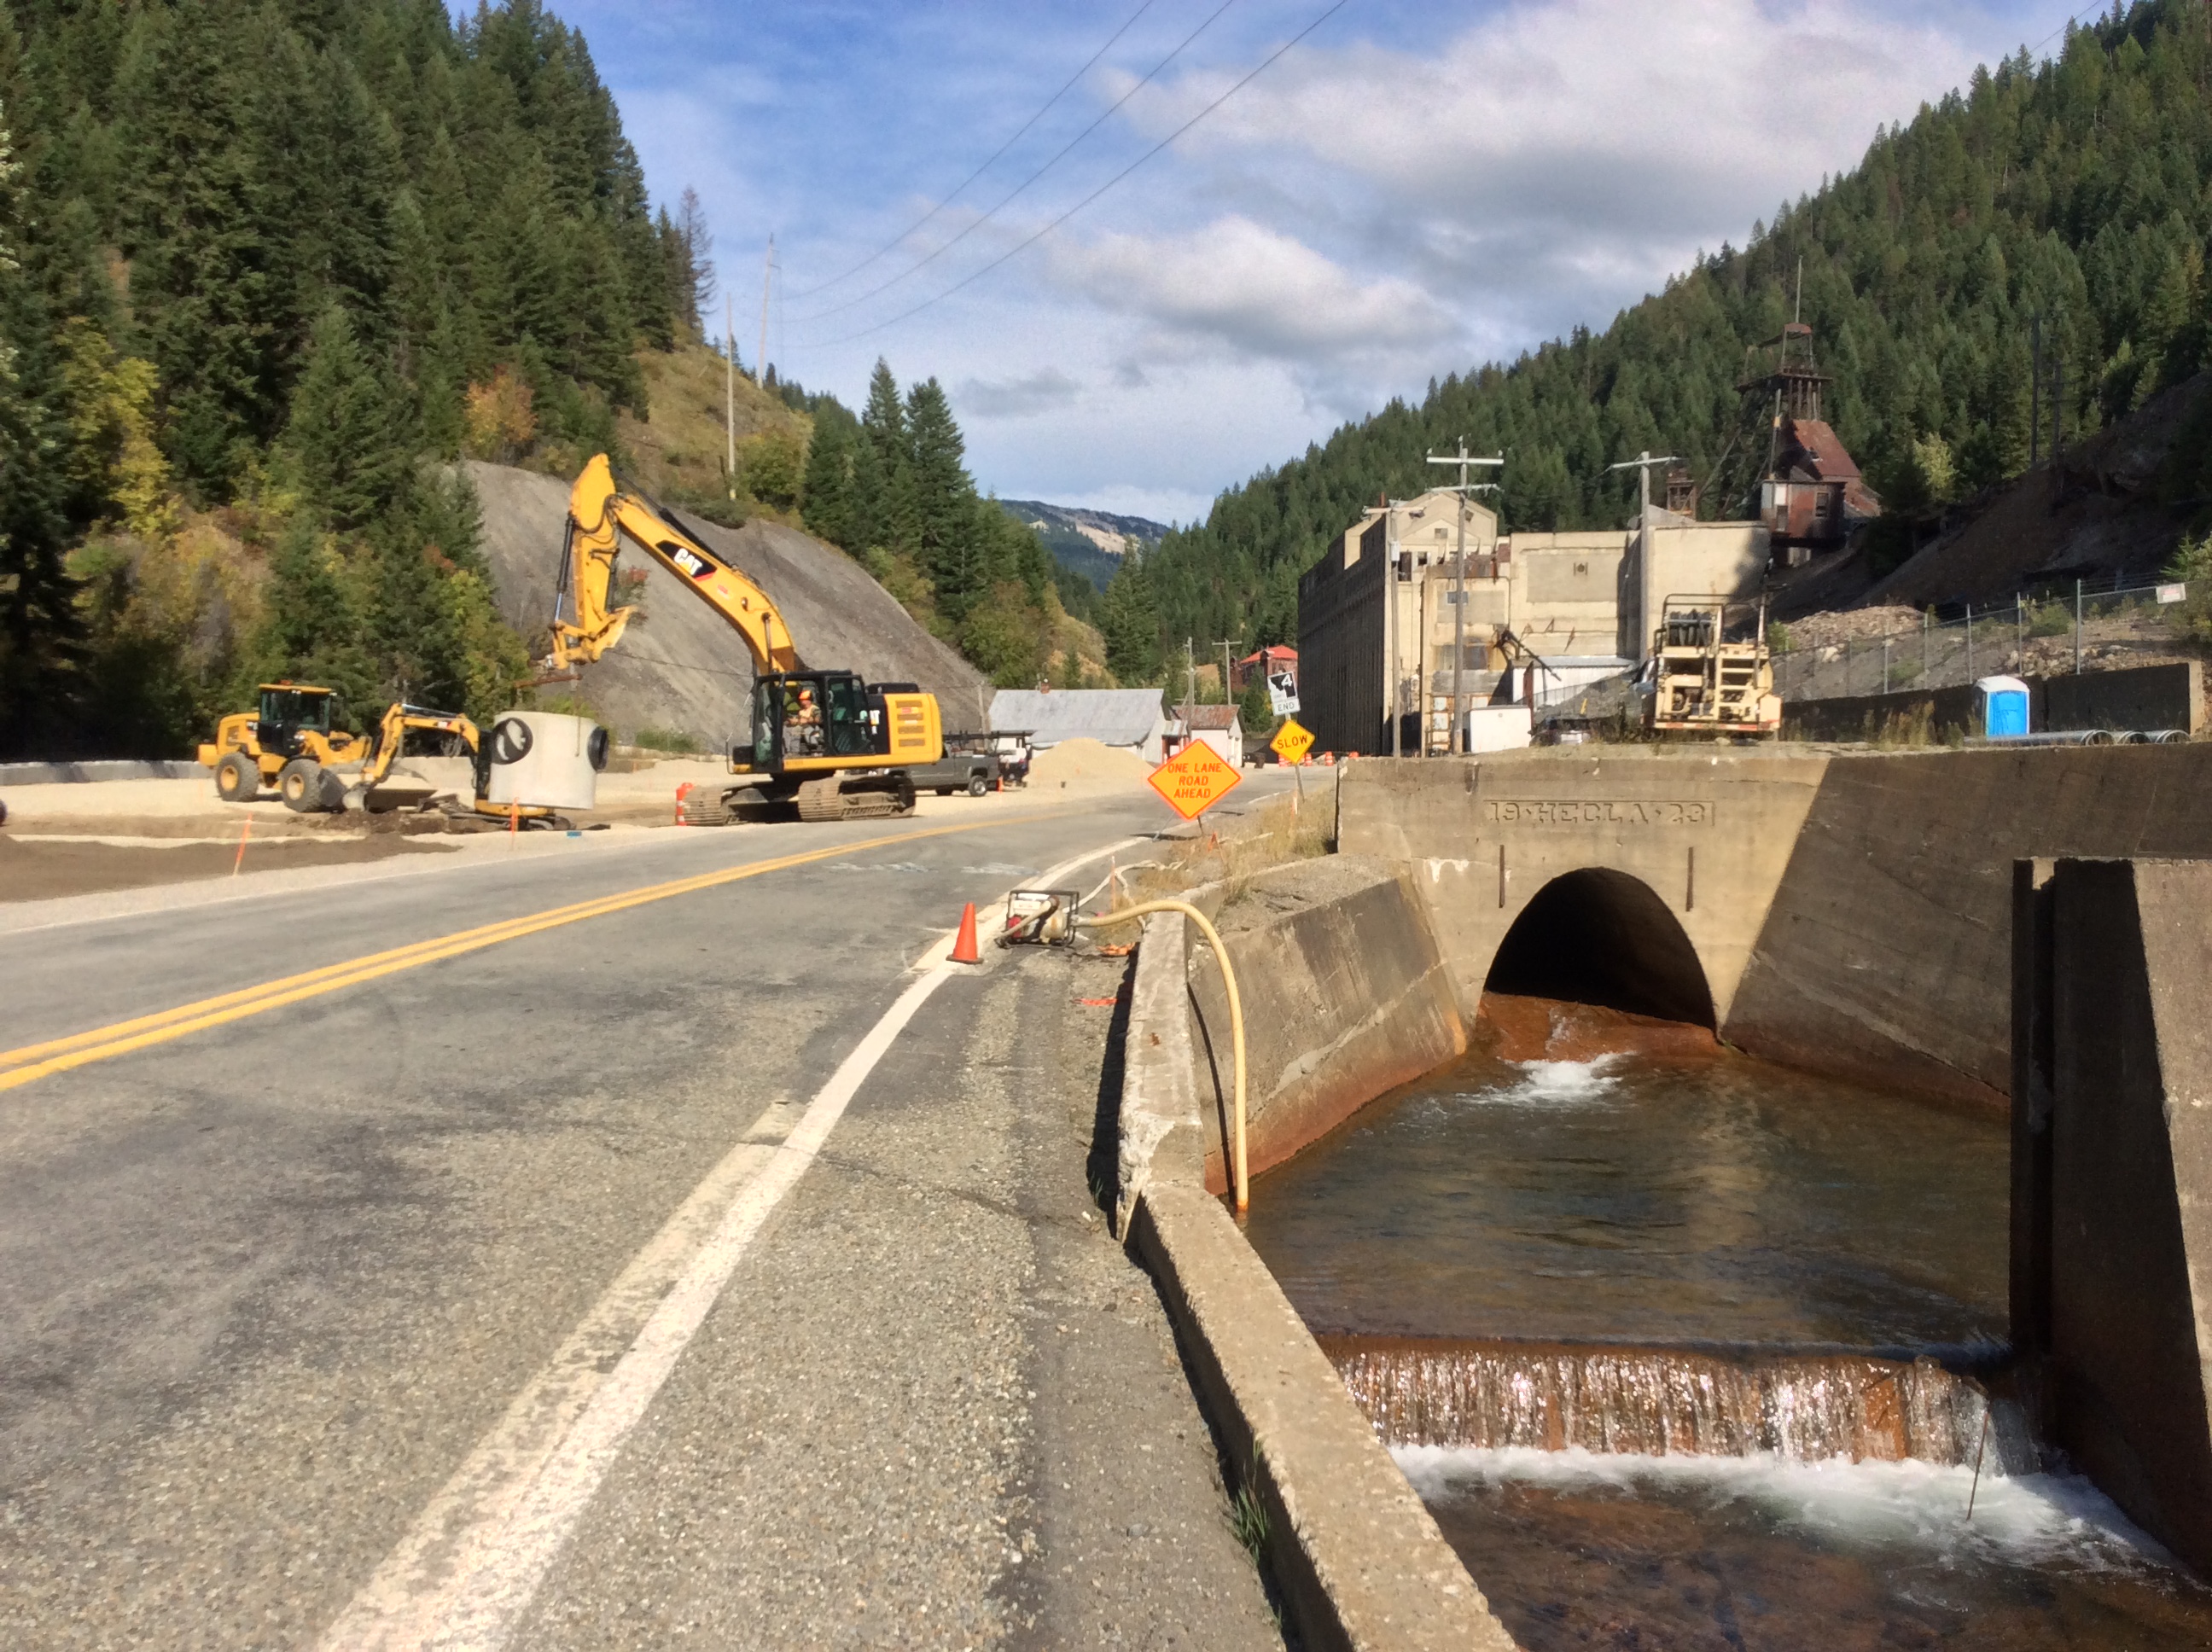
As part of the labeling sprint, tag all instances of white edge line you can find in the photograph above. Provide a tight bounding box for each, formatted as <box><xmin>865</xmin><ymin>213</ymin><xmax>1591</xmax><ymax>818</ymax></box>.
<box><xmin>323</xmin><ymin>964</ymin><xmax>957</xmax><ymax>1652</ymax></box>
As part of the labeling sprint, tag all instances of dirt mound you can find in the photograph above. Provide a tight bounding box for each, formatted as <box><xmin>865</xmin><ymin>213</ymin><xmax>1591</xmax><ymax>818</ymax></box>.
<box><xmin>466</xmin><ymin>462</ymin><xmax>986</xmax><ymax>748</ymax></box>
<box><xmin>1028</xmin><ymin>737</ymin><xmax>1151</xmax><ymax>785</ymax></box>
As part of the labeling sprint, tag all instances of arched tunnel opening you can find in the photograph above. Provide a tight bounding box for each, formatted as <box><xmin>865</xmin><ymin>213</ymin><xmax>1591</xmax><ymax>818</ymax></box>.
<box><xmin>1483</xmin><ymin>868</ymin><xmax>1715</xmax><ymax>1027</ymax></box>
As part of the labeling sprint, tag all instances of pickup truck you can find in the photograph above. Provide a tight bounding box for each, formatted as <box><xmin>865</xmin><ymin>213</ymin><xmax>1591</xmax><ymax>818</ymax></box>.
<box><xmin>905</xmin><ymin>743</ymin><xmax>1000</xmax><ymax>796</ymax></box>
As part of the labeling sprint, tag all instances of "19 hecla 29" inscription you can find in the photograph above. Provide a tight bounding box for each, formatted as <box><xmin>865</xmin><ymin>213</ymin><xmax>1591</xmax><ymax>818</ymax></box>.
<box><xmin>1484</xmin><ymin>799</ymin><xmax>1714</xmax><ymax>827</ymax></box>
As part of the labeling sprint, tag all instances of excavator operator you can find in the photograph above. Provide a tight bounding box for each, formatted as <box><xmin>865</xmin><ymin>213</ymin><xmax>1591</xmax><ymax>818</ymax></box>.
<box><xmin>784</xmin><ymin>684</ymin><xmax>824</xmax><ymax>757</ymax></box>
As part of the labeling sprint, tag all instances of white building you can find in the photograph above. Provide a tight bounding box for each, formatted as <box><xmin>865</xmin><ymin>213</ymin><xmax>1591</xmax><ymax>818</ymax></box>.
<box><xmin>1172</xmin><ymin>704</ymin><xmax>1243</xmax><ymax>766</ymax></box>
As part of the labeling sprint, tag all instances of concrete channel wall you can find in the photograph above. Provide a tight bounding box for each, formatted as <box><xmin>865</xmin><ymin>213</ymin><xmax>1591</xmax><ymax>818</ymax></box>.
<box><xmin>1115</xmin><ymin>896</ymin><xmax>1517</xmax><ymax>1650</ymax></box>
<box><xmin>1179</xmin><ymin>859</ymin><xmax>1467</xmax><ymax>1191</ymax></box>
<box><xmin>1339</xmin><ymin>742</ymin><xmax>2212</xmax><ymax>1107</ymax></box>
<box><xmin>2014</xmin><ymin>858</ymin><xmax>2212</xmax><ymax>1573</ymax></box>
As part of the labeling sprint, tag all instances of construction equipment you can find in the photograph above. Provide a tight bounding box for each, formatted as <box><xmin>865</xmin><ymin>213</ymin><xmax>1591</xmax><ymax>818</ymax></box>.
<box><xmin>547</xmin><ymin>452</ymin><xmax>942</xmax><ymax>822</ymax></box>
<box><xmin>1645</xmin><ymin>595</ymin><xmax>1783</xmax><ymax>738</ymax></box>
<box><xmin>199</xmin><ymin>685</ymin><xmax>482</xmax><ymax>812</ymax></box>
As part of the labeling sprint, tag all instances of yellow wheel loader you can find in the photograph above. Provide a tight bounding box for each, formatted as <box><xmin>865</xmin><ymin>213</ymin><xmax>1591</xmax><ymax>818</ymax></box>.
<box><xmin>546</xmin><ymin>453</ymin><xmax>943</xmax><ymax>823</ymax></box>
<box><xmin>199</xmin><ymin>685</ymin><xmax>483</xmax><ymax>813</ymax></box>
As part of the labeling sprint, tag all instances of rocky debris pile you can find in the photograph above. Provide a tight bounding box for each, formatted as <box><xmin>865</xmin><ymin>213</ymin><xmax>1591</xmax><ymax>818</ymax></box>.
<box><xmin>1774</xmin><ymin>607</ymin><xmax>1928</xmax><ymax>654</ymax></box>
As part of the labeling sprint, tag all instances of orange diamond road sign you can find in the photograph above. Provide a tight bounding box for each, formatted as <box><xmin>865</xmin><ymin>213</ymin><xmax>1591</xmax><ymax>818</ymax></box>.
<box><xmin>1148</xmin><ymin>740</ymin><xmax>1243</xmax><ymax>821</ymax></box>
<box><xmin>1270</xmin><ymin>718</ymin><xmax>1314</xmax><ymax>765</ymax></box>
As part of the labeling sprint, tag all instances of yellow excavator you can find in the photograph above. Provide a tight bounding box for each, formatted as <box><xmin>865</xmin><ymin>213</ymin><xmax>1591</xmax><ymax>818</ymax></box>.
<box><xmin>547</xmin><ymin>453</ymin><xmax>943</xmax><ymax>823</ymax></box>
<box><xmin>200</xmin><ymin>685</ymin><xmax>483</xmax><ymax>813</ymax></box>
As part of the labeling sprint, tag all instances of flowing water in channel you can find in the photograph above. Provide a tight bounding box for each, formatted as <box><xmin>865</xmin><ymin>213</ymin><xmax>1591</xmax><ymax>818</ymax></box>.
<box><xmin>1244</xmin><ymin>998</ymin><xmax>2212</xmax><ymax>1649</ymax></box>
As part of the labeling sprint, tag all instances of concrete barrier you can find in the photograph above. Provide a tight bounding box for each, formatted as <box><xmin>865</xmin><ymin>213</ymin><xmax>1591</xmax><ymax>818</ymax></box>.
<box><xmin>0</xmin><ymin>759</ymin><xmax>203</xmax><ymax>784</ymax></box>
<box><xmin>2013</xmin><ymin>857</ymin><xmax>2212</xmax><ymax>1573</ymax></box>
<box><xmin>1115</xmin><ymin>895</ymin><xmax>1516</xmax><ymax>1650</ymax></box>
<box><xmin>1780</xmin><ymin>660</ymin><xmax>2203</xmax><ymax>742</ymax></box>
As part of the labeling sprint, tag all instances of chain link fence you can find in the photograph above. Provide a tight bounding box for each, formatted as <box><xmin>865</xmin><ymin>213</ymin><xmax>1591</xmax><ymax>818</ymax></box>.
<box><xmin>1773</xmin><ymin>580</ymin><xmax>2197</xmax><ymax>703</ymax></box>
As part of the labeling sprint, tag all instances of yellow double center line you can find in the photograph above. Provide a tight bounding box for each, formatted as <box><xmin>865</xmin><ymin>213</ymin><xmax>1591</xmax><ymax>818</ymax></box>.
<box><xmin>1</xmin><ymin>816</ymin><xmax>1045</xmax><ymax>1096</ymax></box>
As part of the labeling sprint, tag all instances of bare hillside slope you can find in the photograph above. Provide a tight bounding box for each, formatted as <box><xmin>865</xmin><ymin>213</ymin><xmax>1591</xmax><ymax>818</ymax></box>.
<box><xmin>467</xmin><ymin>462</ymin><xmax>986</xmax><ymax>747</ymax></box>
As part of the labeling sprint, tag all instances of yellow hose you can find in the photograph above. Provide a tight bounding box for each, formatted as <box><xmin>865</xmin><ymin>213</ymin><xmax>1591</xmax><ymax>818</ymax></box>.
<box><xmin>1080</xmin><ymin>899</ymin><xmax>1249</xmax><ymax>1213</ymax></box>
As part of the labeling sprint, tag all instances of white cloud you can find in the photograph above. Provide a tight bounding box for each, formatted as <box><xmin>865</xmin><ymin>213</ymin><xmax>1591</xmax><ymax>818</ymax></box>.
<box><xmin>954</xmin><ymin>366</ymin><xmax>1082</xmax><ymax>420</ymax></box>
<box><xmin>1047</xmin><ymin>215</ymin><xmax>1459</xmax><ymax>408</ymax></box>
<box><xmin>1115</xmin><ymin>0</ymin><xmax>1988</xmax><ymax>348</ymax></box>
<box><xmin>591</xmin><ymin>0</ymin><xmax>2075</xmax><ymax>515</ymax></box>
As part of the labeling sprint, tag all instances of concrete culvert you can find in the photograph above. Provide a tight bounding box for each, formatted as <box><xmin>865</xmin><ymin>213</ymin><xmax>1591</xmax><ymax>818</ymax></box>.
<box><xmin>1484</xmin><ymin>867</ymin><xmax>1714</xmax><ymax>1027</ymax></box>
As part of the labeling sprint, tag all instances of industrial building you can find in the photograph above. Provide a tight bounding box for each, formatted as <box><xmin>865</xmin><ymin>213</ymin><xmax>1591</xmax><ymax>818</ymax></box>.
<box><xmin>988</xmin><ymin>688</ymin><xmax>1176</xmax><ymax>763</ymax></box>
<box><xmin>1296</xmin><ymin>487</ymin><xmax>1770</xmax><ymax>755</ymax></box>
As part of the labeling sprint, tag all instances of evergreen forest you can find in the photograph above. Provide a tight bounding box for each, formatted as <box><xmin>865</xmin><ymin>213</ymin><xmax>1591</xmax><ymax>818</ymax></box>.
<box><xmin>1137</xmin><ymin>0</ymin><xmax>2212</xmax><ymax>661</ymax></box>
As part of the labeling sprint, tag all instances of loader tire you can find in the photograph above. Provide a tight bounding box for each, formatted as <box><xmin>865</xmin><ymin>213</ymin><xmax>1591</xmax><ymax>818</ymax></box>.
<box><xmin>214</xmin><ymin>752</ymin><xmax>259</xmax><ymax>802</ymax></box>
<box><xmin>278</xmin><ymin>758</ymin><xmax>329</xmax><ymax>812</ymax></box>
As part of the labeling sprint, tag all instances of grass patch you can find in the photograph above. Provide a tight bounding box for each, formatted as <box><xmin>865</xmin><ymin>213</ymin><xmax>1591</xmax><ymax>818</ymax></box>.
<box><xmin>1117</xmin><ymin>793</ymin><xmax>1333</xmax><ymax>910</ymax></box>
<box><xmin>632</xmin><ymin>725</ymin><xmax>704</xmax><ymax>754</ymax></box>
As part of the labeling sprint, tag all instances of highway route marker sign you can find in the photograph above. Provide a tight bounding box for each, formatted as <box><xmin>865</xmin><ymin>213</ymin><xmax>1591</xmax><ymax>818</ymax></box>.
<box><xmin>1149</xmin><ymin>740</ymin><xmax>1243</xmax><ymax>821</ymax></box>
<box><xmin>1271</xmin><ymin>718</ymin><xmax>1315</xmax><ymax>765</ymax></box>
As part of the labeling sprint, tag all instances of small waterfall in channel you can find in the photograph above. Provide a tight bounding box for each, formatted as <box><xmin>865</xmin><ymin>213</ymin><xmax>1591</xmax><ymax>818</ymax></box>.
<box><xmin>1324</xmin><ymin>1336</ymin><xmax>2001</xmax><ymax>1465</ymax></box>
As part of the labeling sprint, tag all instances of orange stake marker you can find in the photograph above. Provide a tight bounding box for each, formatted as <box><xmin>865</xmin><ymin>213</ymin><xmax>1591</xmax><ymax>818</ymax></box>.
<box><xmin>509</xmin><ymin>802</ymin><xmax>520</xmax><ymax>844</ymax></box>
<box><xmin>231</xmin><ymin>812</ymin><xmax>252</xmax><ymax>876</ymax></box>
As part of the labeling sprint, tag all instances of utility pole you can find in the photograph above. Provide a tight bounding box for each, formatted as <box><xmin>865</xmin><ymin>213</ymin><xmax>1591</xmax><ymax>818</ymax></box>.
<box><xmin>1424</xmin><ymin>443</ymin><xmax>1503</xmax><ymax>753</ymax></box>
<box><xmin>1185</xmin><ymin>637</ymin><xmax>1196</xmax><ymax>718</ymax></box>
<box><xmin>1215</xmin><ymin>640</ymin><xmax>1243</xmax><ymax>702</ymax></box>
<box><xmin>758</xmin><ymin>234</ymin><xmax>776</xmax><ymax>391</ymax></box>
<box><xmin>1607</xmin><ymin>451</ymin><xmax>1682</xmax><ymax>667</ymax></box>
<box><xmin>725</xmin><ymin>292</ymin><xmax>737</xmax><ymax>501</ymax></box>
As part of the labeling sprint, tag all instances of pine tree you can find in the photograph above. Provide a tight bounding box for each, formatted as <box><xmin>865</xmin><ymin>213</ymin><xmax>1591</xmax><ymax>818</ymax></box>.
<box><xmin>1099</xmin><ymin>555</ymin><xmax>1162</xmax><ymax>684</ymax></box>
<box><xmin>113</xmin><ymin>0</ymin><xmax>278</xmax><ymax>494</ymax></box>
<box><xmin>858</xmin><ymin>358</ymin><xmax>907</xmax><ymax>551</ymax></box>
<box><xmin>800</xmin><ymin>404</ymin><xmax>858</xmax><ymax>550</ymax></box>
<box><xmin>285</xmin><ymin>304</ymin><xmax>409</xmax><ymax>533</ymax></box>
<box><xmin>0</xmin><ymin>97</ymin><xmax>83</xmax><ymax>756</ymax></box>
<box><xmin>904</xmin><ymin>377</ymin><xmax>977</xmax><ymax>613</ymax></box>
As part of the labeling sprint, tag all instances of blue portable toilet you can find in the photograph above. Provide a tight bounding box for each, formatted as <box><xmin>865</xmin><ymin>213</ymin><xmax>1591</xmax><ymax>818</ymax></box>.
<box><xmin>1977</xmin><ymin>675</ymin><xmax>2030</xmax><ymax>738</ymax></box>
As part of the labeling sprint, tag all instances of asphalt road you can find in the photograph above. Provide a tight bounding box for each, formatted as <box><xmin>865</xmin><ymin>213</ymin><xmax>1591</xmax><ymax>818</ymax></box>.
<box><xmin>0</xmin><ymin>789</ymin><xmax>1289</xmax><ymax>1649</ymax></box>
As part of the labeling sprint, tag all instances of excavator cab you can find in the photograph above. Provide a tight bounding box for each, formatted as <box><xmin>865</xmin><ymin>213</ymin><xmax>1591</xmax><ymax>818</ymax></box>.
<box><xmin>748</xmin><ymin>672</ymin><xmax>881</xmax><ymax>770</ymax></box>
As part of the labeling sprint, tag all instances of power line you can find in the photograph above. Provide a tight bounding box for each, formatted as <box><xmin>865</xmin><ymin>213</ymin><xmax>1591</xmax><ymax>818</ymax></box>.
<box><xmin>793</xmin><ymin>0</ymin><xmax>1355</xmax><ymax>351</ymax></box>
<box><xmin>786</xmin><ymin>0</ymin><xmax>1163</xmax><ymax>301</ymax></box>
<box><xmin>790</xmin><ymin>0</ymin><xmax>1240</xmax><ymax>326</ymax></box>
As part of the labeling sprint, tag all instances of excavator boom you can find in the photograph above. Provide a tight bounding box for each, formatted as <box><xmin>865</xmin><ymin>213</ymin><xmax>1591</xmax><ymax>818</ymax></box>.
<box><xmin>549</xmin><ymin>453</ymin><xmax>802</xmax><ymax>674</ymax></box>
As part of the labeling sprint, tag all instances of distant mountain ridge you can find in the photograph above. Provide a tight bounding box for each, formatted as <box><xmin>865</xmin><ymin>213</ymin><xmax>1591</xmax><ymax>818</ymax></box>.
<box><xmin>999</xmin><ymin>499</ymin><xmax>1170</xmax><ymax>591</ymax></box>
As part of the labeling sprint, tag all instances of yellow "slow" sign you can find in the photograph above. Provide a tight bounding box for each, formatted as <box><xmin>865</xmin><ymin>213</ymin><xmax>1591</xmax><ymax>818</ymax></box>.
<box><xmin>1270</xmin><ymin>718</ymin><xmax>1314</xmax><ymax>765</ymax></box>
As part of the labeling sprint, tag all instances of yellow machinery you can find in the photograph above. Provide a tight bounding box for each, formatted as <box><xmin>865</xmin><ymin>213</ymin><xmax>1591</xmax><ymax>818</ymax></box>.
<box><xmin>548</xmin><ymin>452</ymin><xmax>943</xmax><ymax>822</ymax></box>
<box><xmin>200</xmin><ymin>685</ymin><xmax>481</xmax><ymax>813</ymax></box>
<box><xmin>1646</xmin><ymin>596</ymin><xmax>1783</xmax><ymax>738</ymax></box>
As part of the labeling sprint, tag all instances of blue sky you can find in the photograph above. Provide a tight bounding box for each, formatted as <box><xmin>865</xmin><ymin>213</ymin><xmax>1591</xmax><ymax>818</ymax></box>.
<box><xmin>553</xmin><ymin>0</ymin><xmax>2089</xmax><ymax>524</ymax></box>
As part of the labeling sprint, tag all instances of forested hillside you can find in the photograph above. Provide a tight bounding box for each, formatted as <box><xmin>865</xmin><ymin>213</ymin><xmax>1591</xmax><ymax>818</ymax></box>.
<box><xmin>0</xmin><ymin>0</ymin><xmax>719</xmax><ymax>758</ymax></box>
<box><xmin>0</xmin><ymin>0</ymin><xmax>1074</xmax><ymax>761</ymax></box>
<box><xmin>1140</xmin><ymin>0</ymin><xmax>2212</xmax><ymax>659</ymax></box>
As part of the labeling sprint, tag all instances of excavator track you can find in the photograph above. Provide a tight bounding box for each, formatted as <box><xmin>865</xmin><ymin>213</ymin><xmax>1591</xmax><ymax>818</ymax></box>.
<box><xmin>792</xmin><ymin>775</ymin><xmax>915</xmax><ymax>823</ymax></box>
<box><xmin>680</xmin><ymin>793</ymin><xmax>735</xmax><ymax>826</ymax></box>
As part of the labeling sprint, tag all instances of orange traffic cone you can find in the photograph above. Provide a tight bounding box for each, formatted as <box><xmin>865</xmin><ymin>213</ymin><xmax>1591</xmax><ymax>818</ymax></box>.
<box><xmin>674</xmin><ymin>782</ymin><xmax>693</xmax><ymax>824</ymax></box>
<box><xmin>951</xmin><ymin>902</ymin><xmax>981</xmax><ymax>964</ymax></box>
